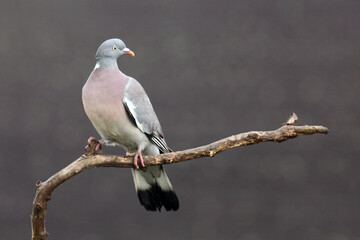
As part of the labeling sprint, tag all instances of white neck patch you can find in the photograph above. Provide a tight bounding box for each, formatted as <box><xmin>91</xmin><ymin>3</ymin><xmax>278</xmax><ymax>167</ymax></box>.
<box><xmin>94</xmin><ymin>62</ymin><xmax>100</xmax><ymax>69</ymax></box>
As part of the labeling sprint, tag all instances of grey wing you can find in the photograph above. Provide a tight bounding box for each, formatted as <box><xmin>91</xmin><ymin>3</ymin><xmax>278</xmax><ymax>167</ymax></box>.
<box><xmin>123</xmin><ymin>77</ymin><xmax>169</xmax><ymax>153</ymax></box>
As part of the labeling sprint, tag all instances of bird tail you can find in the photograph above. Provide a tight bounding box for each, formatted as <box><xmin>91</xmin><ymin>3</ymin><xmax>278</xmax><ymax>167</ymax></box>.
<box><xmin>131</xmin><ymin>165</ymin><xmax>179</xmax><ymax>211</ymax></box>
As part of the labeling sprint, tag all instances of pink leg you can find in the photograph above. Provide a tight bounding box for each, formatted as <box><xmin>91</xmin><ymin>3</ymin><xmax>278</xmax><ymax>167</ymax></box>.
<box><xmin>133</xmin><ymin>147</ymin><xmax>145</xmax><ymax>169</ymax></box>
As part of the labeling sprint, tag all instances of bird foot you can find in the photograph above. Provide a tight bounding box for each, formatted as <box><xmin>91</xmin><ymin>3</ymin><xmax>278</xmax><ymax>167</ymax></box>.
<box><xmin>85</xmin><ymin>137</ymin><xmax>104</xmax><ymax>156</ymax></box>
<box><xmin>132</xmin><ymin>147</ymin><xmax>145</xmax><ymax>169</ymax></box>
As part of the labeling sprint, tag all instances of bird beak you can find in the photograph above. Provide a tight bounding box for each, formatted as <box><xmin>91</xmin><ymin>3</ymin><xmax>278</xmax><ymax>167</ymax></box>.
<box><xmin>122</xmin><ymin>48</ymin><xmax>135</xmax><ymax>57</ymax></box>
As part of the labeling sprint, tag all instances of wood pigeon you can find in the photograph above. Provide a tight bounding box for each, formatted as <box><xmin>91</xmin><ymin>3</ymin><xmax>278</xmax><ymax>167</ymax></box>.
<box><xmin>82</xmin><ymin>38</ymin><xmax>179</xmax><ymax>211</ymax></box>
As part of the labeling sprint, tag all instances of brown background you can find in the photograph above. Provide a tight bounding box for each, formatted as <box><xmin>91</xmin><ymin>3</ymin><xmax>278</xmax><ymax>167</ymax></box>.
<box><xmin>1</xmin><ymin>0</ymin><xmax>359</xmax><ymax>239</ymax></box>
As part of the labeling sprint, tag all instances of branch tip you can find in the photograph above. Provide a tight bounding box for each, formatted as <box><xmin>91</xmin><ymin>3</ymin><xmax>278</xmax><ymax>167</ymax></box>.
<box><xmin>283</xmin><ymin>112</ymin><xmax>298</xmax><ymax>126</ymax></box>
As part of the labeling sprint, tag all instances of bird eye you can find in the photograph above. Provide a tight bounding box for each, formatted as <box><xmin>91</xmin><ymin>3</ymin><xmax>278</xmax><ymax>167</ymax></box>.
<box><xmin>112</xmin><ymin>46</ymin><xmax>118</xmax><ymax>50</ymax></box>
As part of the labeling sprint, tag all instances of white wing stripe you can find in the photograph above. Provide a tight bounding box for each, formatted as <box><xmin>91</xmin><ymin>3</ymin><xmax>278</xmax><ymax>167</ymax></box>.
<box><xmin>123</xmin><ymin>96</ymin><xmax>146</xmax><ymax>132</ymax></box>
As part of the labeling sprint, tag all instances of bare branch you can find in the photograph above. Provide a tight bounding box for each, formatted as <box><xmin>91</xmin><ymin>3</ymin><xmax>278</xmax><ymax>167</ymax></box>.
<box><xmin>31</xmin><ymin>114</ymin><xmax>329</xmax><ymax>240</ymax></box>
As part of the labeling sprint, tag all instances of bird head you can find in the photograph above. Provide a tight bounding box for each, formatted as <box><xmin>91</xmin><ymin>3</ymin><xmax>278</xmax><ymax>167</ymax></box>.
<box><xmin>95</xmin><ymin>38</ymin><xmax>135</xmax><ymax>62</ymax></box>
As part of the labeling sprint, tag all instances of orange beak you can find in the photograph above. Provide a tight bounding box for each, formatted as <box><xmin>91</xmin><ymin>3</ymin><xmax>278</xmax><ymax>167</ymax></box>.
<box><xmin>122</xmin><ymin>48</ymin><xmax>135</xmax><ymax>57</ymax></box>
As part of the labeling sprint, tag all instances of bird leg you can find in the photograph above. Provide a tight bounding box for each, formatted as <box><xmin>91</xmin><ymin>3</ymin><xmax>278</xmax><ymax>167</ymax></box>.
<box><xmin>132</xmin><ymin>146</ymin><xmax>145</xmax><ymax>169</ymax></box>
<box><xmin>85</xmin><ymin>137</ymin><xmax>104</xmax><ymax>156</ymax></box>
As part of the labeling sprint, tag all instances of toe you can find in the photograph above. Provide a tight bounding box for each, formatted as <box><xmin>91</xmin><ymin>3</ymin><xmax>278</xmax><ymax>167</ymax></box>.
<box><xmin>139</xmin><ymin>154</ymin><xmax>145</xmax><ymax>167</ymax></box>
<box><xmin>87</xmin><ymin>137</ymin><xmax>96</xmax><ymax>143</ymax></box>
<box><xmin>133</xmin><ymin>160</ymin><xmax>139</xmax><ymax>169</ymax></box>
<box><xmin>133</xmin><ymin>153</ymin><xmax>140</xmax><ymax>169</ymax></box>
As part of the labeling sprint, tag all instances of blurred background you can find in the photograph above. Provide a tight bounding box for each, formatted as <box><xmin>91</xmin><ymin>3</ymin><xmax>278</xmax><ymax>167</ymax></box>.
<box><xmin>1</xmin><ymin>0</ymin><xmax>359</xmax><ymax>239</ymax></box>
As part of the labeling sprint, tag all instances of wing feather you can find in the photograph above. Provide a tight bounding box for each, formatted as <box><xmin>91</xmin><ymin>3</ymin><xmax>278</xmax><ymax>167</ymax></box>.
<box><xmin>123</xmin><ymin>77</ymin><xmax>169</xmax><ymax>153</ymax></box>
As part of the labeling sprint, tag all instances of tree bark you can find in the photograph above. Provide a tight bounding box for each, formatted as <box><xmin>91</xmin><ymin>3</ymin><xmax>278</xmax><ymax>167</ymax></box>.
<box><xmin>31</xmin><ymin>113</ymin><xmax>328</xmax><ymax>240</ymax></box>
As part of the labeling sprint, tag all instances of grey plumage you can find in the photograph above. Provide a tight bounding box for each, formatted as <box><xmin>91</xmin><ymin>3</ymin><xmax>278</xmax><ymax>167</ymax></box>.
<box><xmin>82</xmin><ymin>38</ymin><xmax>179</xmax><ymax>211</ymax></box>
<box><xmin>123</xmin><ymin>78</ymin><xmax>170</xmax><ymax>153</ymax></box>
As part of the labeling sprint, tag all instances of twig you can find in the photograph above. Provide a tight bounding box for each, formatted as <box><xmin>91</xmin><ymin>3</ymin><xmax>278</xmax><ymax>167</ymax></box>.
<box><xmin>31</xmin><ymin>114</ymin><xmax>329</xmax><ymax>240</ymax></box>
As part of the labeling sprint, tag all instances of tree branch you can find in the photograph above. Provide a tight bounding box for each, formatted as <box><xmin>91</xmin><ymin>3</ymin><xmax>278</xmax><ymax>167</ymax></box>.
<box><xmin>31</xmin><ymin>113</ymin><xmax>328</xmax><ymax>240</ymax></box>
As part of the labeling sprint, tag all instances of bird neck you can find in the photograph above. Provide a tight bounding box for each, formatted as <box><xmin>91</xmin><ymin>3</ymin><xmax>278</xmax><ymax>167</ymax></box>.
<box><xmin>95</xmin><ymin>57</ymin><xmax>118</xmax><ymax>68</ymax></box>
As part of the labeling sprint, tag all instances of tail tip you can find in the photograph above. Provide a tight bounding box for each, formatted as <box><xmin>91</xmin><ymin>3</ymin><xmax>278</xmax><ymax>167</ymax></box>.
<box><xmin>137</xmin><ymin>186</ymin><xmax>179</xmax><ymax>212</ymax></box>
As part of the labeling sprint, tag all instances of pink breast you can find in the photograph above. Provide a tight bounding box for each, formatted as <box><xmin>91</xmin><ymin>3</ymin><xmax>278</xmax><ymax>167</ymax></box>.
<box><xmin>82</xmin><ymin>67</ymin><xmax>129</xmax><ymax>129</ymax></box>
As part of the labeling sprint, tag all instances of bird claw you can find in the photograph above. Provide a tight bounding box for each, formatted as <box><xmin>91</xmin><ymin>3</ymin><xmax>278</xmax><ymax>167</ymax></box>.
<box><xmin>85</xmin><ymin>137</ymin><xmax>104</xmax><ymax>156</ymax></box>
<box><xmin>133</xmin><ymin>158</ymin><xmax>139</xmax><ymax>169</ymax></box>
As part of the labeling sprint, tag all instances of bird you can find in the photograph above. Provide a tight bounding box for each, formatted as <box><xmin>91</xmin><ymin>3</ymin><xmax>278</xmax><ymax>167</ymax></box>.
<box><xmin>82</xmin><ymin>38</ymin><xmax>179</xmax><ymax>211</ymax></box>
